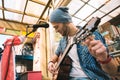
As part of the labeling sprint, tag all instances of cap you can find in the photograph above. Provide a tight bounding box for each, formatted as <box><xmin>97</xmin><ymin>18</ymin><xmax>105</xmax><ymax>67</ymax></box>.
<box><xmin>49</xmin><ymin>6</ymin><xmax>72</xmax><ymax>23</ymax></box>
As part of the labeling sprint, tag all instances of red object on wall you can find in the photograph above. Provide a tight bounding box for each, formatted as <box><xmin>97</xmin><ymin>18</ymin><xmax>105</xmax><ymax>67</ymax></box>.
<box><xmin>20</xmin><ymin>71</ymin><xmax>42</xmax><ymax>80</ymax></box>
<box><xmin>0</xmin><ymin>27</ymin><xmax>5</xmax><ymax>33</ymax></box>
<box><xmin>1</xmin><ymin>36</ymin><xmax>24</xmax><ymax>80</ymax></box>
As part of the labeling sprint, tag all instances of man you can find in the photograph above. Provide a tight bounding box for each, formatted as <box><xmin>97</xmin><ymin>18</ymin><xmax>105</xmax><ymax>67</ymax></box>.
<box><xmin>48</xmin><ymin>6</ymin><xmax>118</xmax><ymax>80</ymax></box>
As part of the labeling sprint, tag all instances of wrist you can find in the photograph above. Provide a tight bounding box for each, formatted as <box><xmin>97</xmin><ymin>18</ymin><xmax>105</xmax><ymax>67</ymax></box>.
<box><xmin>98</xmin><ymin>55</ymin><xmax>112</xmax><ymax>64</ymax></box>
<box><xmin>48</xmin><ymin>61</ymin><xmax>54</xmax><ymax>64</ymax></box>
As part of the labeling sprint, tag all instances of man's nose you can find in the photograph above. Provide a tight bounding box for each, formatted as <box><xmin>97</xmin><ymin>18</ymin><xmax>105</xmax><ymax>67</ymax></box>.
<box><xmin>55</xmin><ymin>29</ymin><xmax>59</xmax><ymax>33</ymax></box>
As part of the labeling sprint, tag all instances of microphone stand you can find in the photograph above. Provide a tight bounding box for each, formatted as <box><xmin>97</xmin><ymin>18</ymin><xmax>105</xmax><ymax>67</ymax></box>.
<box><xmin>19</xmin><ymin>25</ymin><xmax>37</xmax><ymax>75</ymax></box>
<box><xmin>21</xmin><ymin>25</ymin><xmax>36</xmax><ymax>56</ymax></box>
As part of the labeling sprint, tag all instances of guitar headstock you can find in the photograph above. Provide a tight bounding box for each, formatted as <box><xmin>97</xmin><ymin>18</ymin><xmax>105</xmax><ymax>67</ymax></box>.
<box><xmin>74</xmin><ymin>17</ymin><xmax>101</xmax><ymax>43</ymax></box>
<box><xmin>84</xmin><ymin>17</ymin><xmax>101</xmax><ymax>32</ymax></box>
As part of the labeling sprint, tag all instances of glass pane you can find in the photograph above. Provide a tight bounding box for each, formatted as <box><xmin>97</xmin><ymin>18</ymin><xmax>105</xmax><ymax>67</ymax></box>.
<box><xmin>39</xmin><ymin>0</ymin><xmax>49</xmax><ymax>4</ymax></box>
<box><xmin>72</xmin><ymin>17</ymin><xmax>82</xmax><ymax>26</ymax></box>
<box><xmin>86</xmin><ymin>11</ymin><xmax>105</xmax><ymax>21</ymax></box>
<box><xmin>4</xmin><ymin>0</ymin><xmax>27</xmax><ymax>12</ymax></box>
<box><xmin>78</xmin><ymin>21</ymin><xmax>87</xmax><ymax>27</ymax></box>
<box><xmin>67</xmin><ymin>0</ymin><xmax>84</xmax><ymax>15</ymax></box>
<box><xmin>0</xmin><ymin>0</ymin><xmax>2</xmax><ymax>6</ymax></box>
<box><xmin>88</xmin><ymin>0</ymin><xmax>107</xmax><ymax>8</ymax></box>
<box><xmin>0</xmin><ymin>34</ymin><xmax>12</xmax><ymax>48</ymax></box>
<box><xmin>100</xmin><ymin>0</ymin><xmax>120</xmax><ymax>13</ymax></box>
<box><xmin>100</xmin><ymin>16</ymin><xmax>112</xmax><ymax>25</ymax></box>
<box><xmin>42</xmin><ymin>8</ymin><xmax>49</xmax><ymax>19</ymax></box>
<box><xmin>75</xmin><ymin>4</ymin><xmax>95</xmax><ymax>19</ymax></box>
<box><xmin>109</xmin><ymin>7</ymin><xmax>120</xmax><ymax>17</ymax></box>
<box><xmin>54</xmin><ymin>0</ymin><xmax>61</xmax><ymax>7</ymax></box>
<box><xmin>0</xmin><ymin>10</ymin><xmax>3</xmax><ymax>18</ymax></box>
<box><xmin>5</xmin><ymin>11</ymin><xmax>22</xmax><ymax>22</ymax></box>
<box><xmin>23</xmin><ymin>15</ymin><xmax>39</xmax><ymax>24</ymax></box>
<box><xmin>26</xmin><ymin>1</ymin><xmax>45</xmax><ymax>17</ymax></box>
<box><xmin>82</xmin><ymin>0</ymin><xmax>89</xmax><ymax>2</ymax></box>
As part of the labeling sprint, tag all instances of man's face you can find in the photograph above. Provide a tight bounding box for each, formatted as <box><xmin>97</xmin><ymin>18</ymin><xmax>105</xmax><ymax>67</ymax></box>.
<box><xmin>51</xmin><ymin>22</ymin><xmax>69</xmax><ymax>36</ymax></box>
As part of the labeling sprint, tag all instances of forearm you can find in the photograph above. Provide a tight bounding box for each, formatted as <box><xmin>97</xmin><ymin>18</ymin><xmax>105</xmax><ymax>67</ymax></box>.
<box><xmin>49</xmin><ymin>54</ymin><xmax>59</xmax><ymax>63</ymax></box>
<box><xmin>100</xmin><ymin>58</ymin><xmax>119</xmax><ymax>75</ymax></box>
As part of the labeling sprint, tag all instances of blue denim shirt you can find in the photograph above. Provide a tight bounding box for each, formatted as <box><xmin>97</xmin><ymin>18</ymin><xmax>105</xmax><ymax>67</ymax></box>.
<box><xmin>55</xmin><ymin>31</ymin><xmax>111</xmax><ymax>80</ymax></box>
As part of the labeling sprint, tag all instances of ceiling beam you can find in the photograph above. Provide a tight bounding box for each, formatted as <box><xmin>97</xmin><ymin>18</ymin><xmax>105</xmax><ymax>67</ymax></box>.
<box><xmin>30</xmin><ymin>0</ymin><xmax>52</xmax><ymax>7</ymax></box>
<box><xmin>1</xmin><ymin>0</ymin><xmax>5</xmax><ymax>19</ymax></box>
<box><xmin>55</xmin><ymin>0</ymin><xmax>71</xmax><ymax>8</ymax></box>
<box><xmin>101</xmin><ymin>5</ymin><xmax>120</xmax><ymax>18</ymax></box>
<box><xmin>0</xmin><ymin>7</ymin><xmax>46</xmax><ymax>19</ymax></box>
<box><xmin>21</xmin><ymin>0</ymin><xmax>29</xmax><ymax>23</ymax></box>
<box><xmin>37</xmin><ymin>0</ymin><xmax>52</xmax><ymax>24</ymax></box>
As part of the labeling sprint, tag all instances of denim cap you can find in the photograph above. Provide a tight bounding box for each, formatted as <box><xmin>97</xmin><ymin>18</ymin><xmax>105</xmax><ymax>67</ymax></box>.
<box><xmin>49</xmin><ymin>6</ymin><xmax>72</xmax><ymax>23</ymax></box>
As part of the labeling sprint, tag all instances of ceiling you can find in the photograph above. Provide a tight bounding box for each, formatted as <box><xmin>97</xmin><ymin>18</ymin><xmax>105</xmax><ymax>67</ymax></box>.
<box><xmin>0</xmin><ymin>0</ymin><xmax>120</xmax><ymax>28</ymax></box>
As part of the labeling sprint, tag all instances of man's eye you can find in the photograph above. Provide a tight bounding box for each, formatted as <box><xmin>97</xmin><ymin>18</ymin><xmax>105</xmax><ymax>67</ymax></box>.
<box><xmin>54</xmin><ymin>26</ymin><xmax>58</xmax><ymax>29</ymax></box>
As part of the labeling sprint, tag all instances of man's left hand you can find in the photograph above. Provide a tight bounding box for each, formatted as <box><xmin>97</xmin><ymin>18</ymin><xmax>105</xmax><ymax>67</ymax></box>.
<box><xmin>84</xmin><ymin>36</ymin><xmax>108</xmax><ymax>61</ymax></box>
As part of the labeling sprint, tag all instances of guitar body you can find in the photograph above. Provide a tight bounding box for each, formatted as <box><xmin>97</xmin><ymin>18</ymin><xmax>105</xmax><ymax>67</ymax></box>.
<box><xmin>56</xmin><ymin>55</ymin><xmax>72</xmax><ymax>80</ymax></box>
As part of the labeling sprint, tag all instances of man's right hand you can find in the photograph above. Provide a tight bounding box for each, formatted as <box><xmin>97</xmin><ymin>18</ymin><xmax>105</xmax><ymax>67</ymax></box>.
<box><xmin>48</xmin><ymin>62</ymin><xmax>58</xmax><ymax>75</ymax></box>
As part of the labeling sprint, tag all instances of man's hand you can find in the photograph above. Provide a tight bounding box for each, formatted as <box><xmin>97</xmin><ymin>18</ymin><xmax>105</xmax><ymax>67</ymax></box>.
<box><xmin>84</xmin><ymin>36</ymin><xmax>108</xmax><ymax>61</ymax></box>
<box><xmin>48</xmin><ymin>62</ymin><xmax>58</xmax><ymax>75</ymax></box>
<box><xmin>84</xmin><ymin>36</ymin><xmax>119</xmax><ymax>75</ymax></box>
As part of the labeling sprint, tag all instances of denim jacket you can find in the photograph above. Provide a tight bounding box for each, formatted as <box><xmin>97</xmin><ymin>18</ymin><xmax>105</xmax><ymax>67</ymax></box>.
<box><xmin>55</xmin><ymin>31</ymin><xmax>111</xmax><ymax>80</ymax></box>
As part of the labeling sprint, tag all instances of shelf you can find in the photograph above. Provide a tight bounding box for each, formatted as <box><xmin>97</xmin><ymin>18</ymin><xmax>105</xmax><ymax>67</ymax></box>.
<box><xmin>0</xmin><ymin>54</ymin><xmax>33</xmax><ymax>61</ymax></box>
<box><xmin>16</xmin><ymin>55</ymin><xmax>33</xmax><ymax>60</ymax></box>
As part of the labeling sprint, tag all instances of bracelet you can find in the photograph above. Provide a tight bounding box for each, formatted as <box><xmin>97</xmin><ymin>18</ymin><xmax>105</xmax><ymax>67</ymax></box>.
<box><xmin>98</xmin><ymin>55</ymin><xmax>112</xmax><ymax>64</ymax></box>
<box><xmin>48</xmin><ymin>61</ymin><xmax>54</xmax><ymax>64</ymax></box>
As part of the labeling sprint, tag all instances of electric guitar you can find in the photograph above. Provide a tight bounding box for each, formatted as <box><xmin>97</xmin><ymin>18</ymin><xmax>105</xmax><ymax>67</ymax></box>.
<box><xmin>53</xmin><ymin>17</ymin><xmax>101</xmax><ymax>80</ymax></box>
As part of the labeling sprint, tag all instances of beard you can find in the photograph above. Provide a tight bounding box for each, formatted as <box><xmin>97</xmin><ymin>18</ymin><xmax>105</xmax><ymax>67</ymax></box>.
<box><xmin>61</xmin><ymin>24</ymin><xmax>70</xmax><ymax>36</ymax></box>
